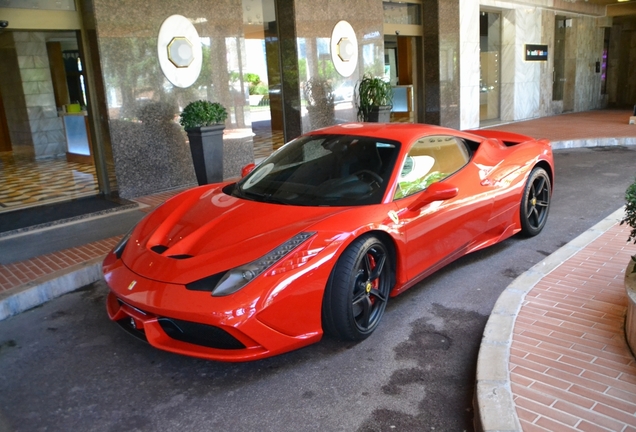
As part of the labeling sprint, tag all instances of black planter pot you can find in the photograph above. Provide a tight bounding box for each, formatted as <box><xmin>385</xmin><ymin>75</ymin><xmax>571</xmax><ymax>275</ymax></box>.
<box><xmin>186</xmin><ymin>124</ymin><xmax>225</xmax><ymax>185</ymax></box>
<box><xmin>365</xmin><ymin>105</ymin><xmax>392</xmax><ymax>123</ymax></box>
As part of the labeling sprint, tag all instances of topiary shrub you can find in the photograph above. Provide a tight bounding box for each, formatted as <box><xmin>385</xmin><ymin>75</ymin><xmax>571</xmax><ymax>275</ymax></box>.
<box><xmin>179</xmin><ymin>100</ymin><xmax>228</xmax><ymax>130</ymax></box>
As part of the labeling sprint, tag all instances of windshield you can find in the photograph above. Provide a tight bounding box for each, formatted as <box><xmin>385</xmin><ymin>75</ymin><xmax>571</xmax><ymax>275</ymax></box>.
<box><xmin>232</xmin><ymin>134</ymin><xmax>400</xmax><ymax>206</ymax></box>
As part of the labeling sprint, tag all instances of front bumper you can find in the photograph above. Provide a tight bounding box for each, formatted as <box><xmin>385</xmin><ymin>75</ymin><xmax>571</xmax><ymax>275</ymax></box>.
<box><xmin>103</xmin><ymin>254</ymin><xmax>326</xmax><ymax>362</ymax></box>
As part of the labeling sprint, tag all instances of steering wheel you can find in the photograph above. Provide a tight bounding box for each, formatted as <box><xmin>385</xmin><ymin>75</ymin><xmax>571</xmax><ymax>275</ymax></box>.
<box><xmin>353</xmin><ymin>170</ymin><xmax>383</xmax><ymax>190</ymax></box>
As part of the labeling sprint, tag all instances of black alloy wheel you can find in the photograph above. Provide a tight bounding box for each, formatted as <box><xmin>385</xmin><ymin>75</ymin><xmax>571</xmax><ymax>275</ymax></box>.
<box><xmin>520</xmin><ymin>167</ymin><xmax>551</xmax><ymax>236</ymax></box>
<box><xmin>322</xmin><ymin>235</ymin><xmax>392</xmax><ymax>341</ymax></box>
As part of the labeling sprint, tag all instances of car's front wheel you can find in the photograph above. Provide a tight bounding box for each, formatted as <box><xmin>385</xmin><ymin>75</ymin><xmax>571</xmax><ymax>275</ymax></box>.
<box><xmin>322</xmin><ymin>235</ymin><xmax>392</xmax><ymax>341</ymax></box>
<box><xmin>520</xmin><ymin>167</ymin><xmax>551</xmax><ymax>236</ymax></box>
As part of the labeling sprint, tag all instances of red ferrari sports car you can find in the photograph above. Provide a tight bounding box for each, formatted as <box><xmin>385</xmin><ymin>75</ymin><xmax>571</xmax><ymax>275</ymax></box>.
<box><xmin>103</xmin><ymin>122</ymin><xmax>553</xmax><ymax>362</ymax></box>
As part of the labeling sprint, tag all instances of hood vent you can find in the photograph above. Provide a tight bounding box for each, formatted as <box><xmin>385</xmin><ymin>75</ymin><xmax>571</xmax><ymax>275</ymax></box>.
<box><xmin>168</xmin><ymin>254</ymin><xmax>193</xmax><ymax>260</ymax></box>
<box><xmin>151</xmin><ymin>245</ymin><xmax>169</xmax><ymax>254</ymax></box>
<box><xmin>150</xmin><ymin>244</ymin><xmax>192</xmax><ymax>259</ymax></box>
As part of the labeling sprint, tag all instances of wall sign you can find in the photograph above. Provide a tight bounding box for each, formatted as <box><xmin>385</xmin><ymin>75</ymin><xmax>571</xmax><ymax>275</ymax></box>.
<box><xmin>157</xmin><ymin>15</ymin><xmax>203</xmax><ymax>88</ymax></box>
<box><xmin>525</xmin><ymin>44</ymin><xmax>548</xmax><ymax>62</ymax></box>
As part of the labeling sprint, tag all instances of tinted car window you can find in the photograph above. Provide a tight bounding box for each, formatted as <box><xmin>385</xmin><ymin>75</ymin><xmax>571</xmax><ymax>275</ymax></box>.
<box><xmin>232</xmin><ymin>134</ymin><xmax>400</xmax><ymax>206</ymax></box>
<box><xmin>394</xmin><ymin>135</ymin><xmax>470</xmax><ymax>199</ymax></box>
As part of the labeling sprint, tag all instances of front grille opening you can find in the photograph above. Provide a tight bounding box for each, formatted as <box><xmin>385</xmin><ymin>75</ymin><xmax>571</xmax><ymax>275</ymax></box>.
<box><xmin>116</xmin><ymin>318</ymin><xmax>148</xmax><ymax>342</ymax></box>
<box><xmin>158</xmin><ymin>317</ymin><xmax>245</xmax><ymax>350</ymax></box>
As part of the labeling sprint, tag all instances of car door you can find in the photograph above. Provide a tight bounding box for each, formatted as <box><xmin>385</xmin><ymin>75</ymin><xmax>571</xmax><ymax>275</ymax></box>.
<box><xmin>392</xmin><ymin>135</ymin><xmax>494</xmax><ymax>282</ymax></box>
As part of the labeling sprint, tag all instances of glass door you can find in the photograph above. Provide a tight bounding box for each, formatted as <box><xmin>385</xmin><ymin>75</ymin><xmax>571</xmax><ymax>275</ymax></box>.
<box><xmin>241</xmin><ymin>0</ymin><xmax>284</xmax><ymax>158</ymax></box>
<box><xmin>479</xmin><ymin>11</ymin><xmax>501</xmax><ymax>123</ymax></box>
<box><xmin>552</xmin><ymin>16</ymin><xmax>566</xmax><ymax>103</ymax></box>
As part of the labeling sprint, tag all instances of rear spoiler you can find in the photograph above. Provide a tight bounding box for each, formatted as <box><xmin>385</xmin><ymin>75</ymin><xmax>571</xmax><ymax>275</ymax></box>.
<box><xmin>465</xmin><ymin>129</ymin><xmax>536</xmax><ymax>146</ymax></box>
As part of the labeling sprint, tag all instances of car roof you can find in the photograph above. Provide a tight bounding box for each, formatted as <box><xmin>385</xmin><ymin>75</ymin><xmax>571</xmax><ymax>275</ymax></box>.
<box><xmin>306</xmin><ymin>123</ymin><xmax>483</xmax><ymax>143</ymax></box>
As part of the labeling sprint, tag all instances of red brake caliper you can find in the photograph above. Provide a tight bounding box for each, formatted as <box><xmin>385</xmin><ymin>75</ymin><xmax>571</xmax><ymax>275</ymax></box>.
<box><xmin>368</xmin><ymin>253</ymin><xmax>378</xmax><ymax>303</ymax></box>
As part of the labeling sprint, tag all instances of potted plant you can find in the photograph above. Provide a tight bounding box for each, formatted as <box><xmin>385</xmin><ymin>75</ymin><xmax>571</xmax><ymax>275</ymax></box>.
<box><xmin>622</xmin><ymin>177</ymin><xmax>636</xmax><ymax>271</ymax></box>
<box><xmin>303</xmin><ymin>77</ymin><xmax>335</xmax><ymax>129</ymax></box>
<box><xmin>355</xmin><ymin>74</ymin><xmax>393</xmax><ymax>122</ymax></box>
<box><xmin>621</xmin><ymin>177</ymin><xmax>636</xmax><ymax>353</ymax></box>
<box><xmin>179</xmin><ymin>100</ymin><xmax>228</xmax><ymax>185</ymax></box>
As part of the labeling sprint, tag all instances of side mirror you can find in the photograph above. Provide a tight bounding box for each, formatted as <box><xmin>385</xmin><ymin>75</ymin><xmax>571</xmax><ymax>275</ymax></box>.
<box><xmin>408</xmin><ymin>182</ymin><xmax>458</xmax><ymax>212</ymax></box>
<box><xmin>241</xmin><ymin>163</ymin><xmax>256</xmax><ymax>178</ymax></box>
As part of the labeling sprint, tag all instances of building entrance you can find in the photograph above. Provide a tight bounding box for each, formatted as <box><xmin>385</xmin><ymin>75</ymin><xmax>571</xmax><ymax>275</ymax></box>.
<box><xmin>0</xmin><ymin>28</ymin><xmax>99</xmax><ymax>214</ymax></box>
<box><xmin>382</xmin><ymin>0</ymin><xmax>422</xmax><ymax>123</ymax></box>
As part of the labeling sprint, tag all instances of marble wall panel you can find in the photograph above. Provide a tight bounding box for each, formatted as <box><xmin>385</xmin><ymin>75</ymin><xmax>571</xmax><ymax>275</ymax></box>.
<box><xmin>514</xmin><ymin>80</ymin><xmax>539</xmax><ymax>120</ymax></box>
<box><xmin>459</xmin><ymin>0</ymin><xmax>480</xmax><ymax>129</ymax></box>
<box><xmin>513</xmin><ymin>8</ymin><xmax>542</xmax><ymax>120</ymax></box>
<box><xmin>438</xmin><ymin>0</ymin><xmax>460</xmax><ymax>129</ymax></box>
<box><xmin>500</xmin><ymin>9</ymin><xmax>516</xmax><ymax>122</ymax></box>
<box><xmin>460</xmin><ymin>85</ymin><xmax>480</xmax><ymax>128</ymax></box>
<box><xmin>539</xmin><ymin>11</ymin><xmax>555</xmax><ymax>117</ymax></box>
<box><xmin>87</xmin><ymin>0</ymin><xmax>251</xmax><ymax>197</ymax></box>
<box><xmin>500</xmin><ymin>82</ymin><xmax>514</xmax><ymax>118</ymax></box>
<box><xmin>573</xmin><ymin>16</ymin><xmax>605</xmax><ymax>112</ymax></box>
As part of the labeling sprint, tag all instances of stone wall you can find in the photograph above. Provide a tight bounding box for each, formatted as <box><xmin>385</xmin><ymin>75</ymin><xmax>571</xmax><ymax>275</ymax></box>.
<box><xmin>0</xmin><ymin>31</ymin><xmax>65</xmax><ymax>159</ymax></box>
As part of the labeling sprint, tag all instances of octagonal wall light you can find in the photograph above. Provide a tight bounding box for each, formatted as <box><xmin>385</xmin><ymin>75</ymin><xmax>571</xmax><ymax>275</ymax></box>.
<box><xmin>337</xmin><ymin>37</ymin><xmax>355</xmax><ymax>62</ymax></box>
<box><xmin>330</xmin><ymin>20</ymin><xmax>358</xmax><ymax>77</ymax></box>
<box><xmin>167</xmin><ymin>37</ymin><xmax>194</xmax><ymax>68</ymax></box>
<box><xmin>157</xmin><ymin>15</ymin><xmax>203</xmax><ymax>88</ymax></box>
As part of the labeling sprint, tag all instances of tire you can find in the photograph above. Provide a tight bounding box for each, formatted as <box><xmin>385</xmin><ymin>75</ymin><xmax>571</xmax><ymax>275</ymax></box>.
<box><xmin>520</xmin><ymin>167</ymin><xmax>551</xmax><ymax>237</ymax></box>
<box><xmin>322</xmin><ymin>235</ymin><xmax>392</xmax><ymax>341</ymax></box>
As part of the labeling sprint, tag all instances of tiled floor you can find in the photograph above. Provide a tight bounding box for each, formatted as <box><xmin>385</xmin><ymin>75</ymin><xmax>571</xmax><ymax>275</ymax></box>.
<box><xmin>510</xmin><ymin>222</ymin><xmax>636</xmax><ymax>431</ymax></box>
<box><xmin>0</xmin><ymin>123</ymin><xmax>283</xmax><ymax>213</ymax></box>
<box><xmin>0</xmin><ymin>150</ymin><xmax>99</xmax><ymax>213</ymax></box>
<box><xmin>252</xmin><ymin>122</ymin><xmax>285</xmax><ymax>159</ymax></box>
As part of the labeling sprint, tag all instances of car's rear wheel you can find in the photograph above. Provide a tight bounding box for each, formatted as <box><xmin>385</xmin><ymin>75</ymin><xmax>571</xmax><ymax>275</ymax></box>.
<box><xmin>322</xmin><ymin>235</ymin><xmax>392</xmax><ymax>341</ymax></box>
<box><xmin>520</xmin><ymin>167</ymin><xmax>551</xmax><ymax>236</ymax></box>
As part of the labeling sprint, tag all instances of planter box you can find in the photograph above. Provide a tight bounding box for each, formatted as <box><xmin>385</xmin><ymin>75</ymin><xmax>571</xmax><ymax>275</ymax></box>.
<box><xmin>626</xmin><ymin>259</ymin><xmax>636</xmax><ymax>355</ymax></box>
<box><xmin>365</xmin><ymin>105</ymin><xmax>392</xmax><ymax>123</ymax></box>
<box><xmin>186</xmin><ymin>124</ymin><xmax>225</xmax><ymax>185</ymax></box>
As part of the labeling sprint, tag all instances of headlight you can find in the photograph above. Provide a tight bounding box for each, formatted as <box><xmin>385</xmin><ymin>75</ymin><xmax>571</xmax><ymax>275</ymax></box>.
<box><xmin>211</xmin><ymin>232</ymin><xmax>316</xmax><ymax>297</ymax></box>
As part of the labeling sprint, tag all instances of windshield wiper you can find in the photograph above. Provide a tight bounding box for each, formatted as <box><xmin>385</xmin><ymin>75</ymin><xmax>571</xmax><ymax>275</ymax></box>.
<box><xmin>236</xmin><ymin>188</ymin><xmax>289</xmax><ymax>205</ymax></box>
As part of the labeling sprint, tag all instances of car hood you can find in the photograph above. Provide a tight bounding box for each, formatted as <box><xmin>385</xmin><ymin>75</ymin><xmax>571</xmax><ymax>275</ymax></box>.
<box><xmin>122</xmin><ymin>185</ymin><xmax>346</xmax><ymax>284</ymax></box>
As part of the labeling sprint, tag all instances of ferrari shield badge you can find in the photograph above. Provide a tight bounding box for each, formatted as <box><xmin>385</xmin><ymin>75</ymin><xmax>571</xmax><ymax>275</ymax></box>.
<box><xmin>127</xmin><ymin>280</ymin><xmax>137</xmax><ymax>291</ymax></box>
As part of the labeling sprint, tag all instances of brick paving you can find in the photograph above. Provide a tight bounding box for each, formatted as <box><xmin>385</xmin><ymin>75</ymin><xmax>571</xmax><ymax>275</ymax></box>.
<box><xmin>485</xmin><ymin>109</ymin><xmax>635</xmax><ymax>142</ymax></box>
<box><xmin>0</xmin><ymin>237</ymin><xmax>120</xmax><ymax>293</ymax></box>
<box><xmin>510</xmin><ymin>223</ymin><xmax>636</xmax><ymax>431</ymax></box>
<box><xmin>0</xmin><ymin>188</ymin><xmax>183</xmax><ymax>294</ymax></box>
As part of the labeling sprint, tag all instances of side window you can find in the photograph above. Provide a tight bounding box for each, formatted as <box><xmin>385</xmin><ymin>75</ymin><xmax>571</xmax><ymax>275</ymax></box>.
<box><xmin>393</xmin><ymin>135</ymin><xmax>470</xmax><ymax>199</ymax></box>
